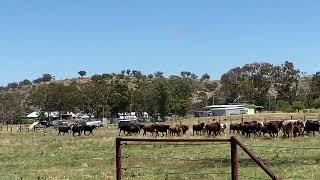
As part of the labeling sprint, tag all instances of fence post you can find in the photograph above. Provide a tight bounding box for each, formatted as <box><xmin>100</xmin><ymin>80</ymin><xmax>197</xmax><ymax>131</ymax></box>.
<box><xmin>116</xmin><ymin>138</ymin><xmax>122</xmax><ymax>180</ymax></box>
<box><xmin>231</xmin><ymin>137</ymin><xmax>238</xmax><ymax>180</ymax></box>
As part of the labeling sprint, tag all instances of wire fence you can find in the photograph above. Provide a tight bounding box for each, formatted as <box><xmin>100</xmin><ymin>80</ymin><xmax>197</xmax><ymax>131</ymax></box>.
<box><xmin>119</xmin><ymin>139</ymin><xmax>320</xmax><ymax>180</ymax></box>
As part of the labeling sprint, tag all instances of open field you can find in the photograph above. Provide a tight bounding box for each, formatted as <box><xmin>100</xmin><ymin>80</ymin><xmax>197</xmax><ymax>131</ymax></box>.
<box><xmin>0</xmin><ymin>114</ymin><xmax>320</xmax><ymax>180</ymax></box>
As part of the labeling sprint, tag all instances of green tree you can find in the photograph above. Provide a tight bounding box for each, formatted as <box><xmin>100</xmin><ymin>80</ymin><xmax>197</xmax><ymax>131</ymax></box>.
<box><xmin>221</xmin><ymin>62</ymin><xmax>275</xmax><ymax>105</ymax></box>
<box><xmin>7</xmin><ymin>82</ymin><xmax>19</xmax><ymax>89</ymax></box>
<box><xmin>0</xmin><ymin>92</ymin><xmax>21</xmax><ymax>124</ymax></box>
<box><xmin>134</xmin><ymin>71</ymin><xmax>144</xmax><ymax>82</ymax></box>
<box><xmin>169</xmin><ymin>76</ymin><xmax>193</xmax><ymax>116</ymax></box>
<box><xmin>91</xmin><ymin>74</ymin><xmax>103</xmax><ymax>82</ymax></box>
<box><xmin>275</xmin><ymin>100</ymin><xmax>293</xmax><ymax>112</ymax></box>
<box><xmin>201</xmin><ymin>73</ymin><xmax>210</xmax><ymax>81</ymax></box>
<box><xmin>120</xmin><ymin>70</ymin><xmax>126</xmax><ymax>79</ymax></box>
<box><xmin>102</xmin><ymin>73</ymin><xmax>113</xmax><ymax>80</ymax></box>
<box><xmin>78</xmin><ymin>70</ymin><xmax>87</xmax><ymax>78</ymax></box>
<box><xmin>273</xmin><ymin>61</ymin><xmax>300</xmax><ymax>104</ymax></box>
<box><xmin>131</xmin><ymin>70</ymin><xmax>138</xmax><ymax>76</ymax></box>
<box><xmin>292</xmin><ymin>101</ymin><xmax>305</xmax><ymax>113</ymax></box>
<box><xmin>42</xmin><ymin>74</ymin><xmax>53</xmax><ymax>82</ymax></box>
<box><xmin>19</xmin><ymin>79</ymin><xmax>32</xmax><ymax>86</ymax></box>
<box><xmin>33</xmin><ymin>78</ymin><xmax>43</xmax><ymax>84</ymax></box>
<box><xmin>190</xmin><ymin>73</ymin><xmax>198</xmax><ymax>80</ymax></box>
<box><xmin>154</xmin><ymin>71</ymin><xmax>164</xmax><ymax>78</ymax></box>
<box><xmin>181</xmin><ymin>71</ymin><xmax>191</xmax><ymax>78</ymax></box>
<box><xmin>28</xmin><ymin>85</ymin><xmax>55</xmax><ymax>120</ymax></box>
<box><xmin>147</xmin><ymin>74</ymin><xmax>153</xmax><ymax>80</ymax></box>
<box><xmin>310</xmin><ymin>72</ymin><xmax>320</xmax><ymax>99</ymax></box>
<box><xmin>313</xmin><ymin>98</ymin><xmax>320</xmax><ymax>109</ymax></box>
<box><xmin>126</xmin><ymin>69</ymin><xmax>131</xmax><ymax>76</ymax></box>
<box><xmin>28</xmin><ymin>83</ymin><xmax>81</xmax><ymax>119</ymax></box>
<box><xmin>108</xmin><ymin>81</ymin><xmax>131</xmax><ymax>116</ymax></box>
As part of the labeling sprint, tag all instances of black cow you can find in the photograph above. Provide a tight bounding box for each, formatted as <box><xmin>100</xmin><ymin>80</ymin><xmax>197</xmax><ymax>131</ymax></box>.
<box><xmin>154</xmin><ymin>124</ymin><xmax>170</xmax><ymax>137</ymax></box>
<box><xmin>269</xmin><ymin>121</ymin><xmax>283</xmax><ymax>131</ymax></box>
<box><xmin>82</xmin><ymin>124</ymin><xmax>97</xmax><ymax>136</ymax></box>
<box><xmin>118</xmin><ymin>122</ymin><xmax>142</xmax><ymax>136</ymax></box>
<box><xmin>193</xmin><ymin>123</ymin><xmax>205</xmax><ymax>136</ymax></box>
<box><xmin>304</xmin><ymin>120</ymin><xmax>319</xmax><ymax>136</ymax></box>
<box><xmin>265</xmin><ymin>122</ymin><xmax>280</xmax><ymax>138</ymax></box>
<box><xmin>241</xmin><ymin>121</ymin><xmax>261</xmax><ymax>138</ymax></box>
<box><xmin>71</xmin><ymin>124</ymin><xmax>83</xmax><ymax>137</ymax></box>
<box><xmin>58</xmin><ymin>126</ymin><xmax>71</xmax><ymax>136</ymax></box>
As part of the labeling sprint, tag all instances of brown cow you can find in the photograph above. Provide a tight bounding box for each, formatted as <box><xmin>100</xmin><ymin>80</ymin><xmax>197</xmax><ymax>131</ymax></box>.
<box><xmin>143</xmin><ymin>125</ymin><xmax>156</xmax><ymax>136</ymax></box>
<box><xmin>229</xmin><ymin>123</ymin><xmax>241</xmax><ymax>134</ymax></box>
<box><xmin>293</xmin><ymin>121</ymin><xmax>305</xmax><ymax>137</ymax></box>
<box><xmin>169</xmin><ymin>126</ymin><xmax>183</xmax><ymax>136</ymax></box>
<box><xmin>176</xmin><ymin>124</ymin><xmax>189</xmax><ymax>135</ymax></box>
<box><xmin>205</xmin><ymin>123</ymin><xmax>221</xmax><ymax>137</ymax></box>
<box><xmin>282</xmin><ymin>121</ymin><xmax>294</xmax><ymax>138</ymax></box>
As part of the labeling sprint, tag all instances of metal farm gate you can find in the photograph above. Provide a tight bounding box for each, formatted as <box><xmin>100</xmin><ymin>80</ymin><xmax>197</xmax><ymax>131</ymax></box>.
<box><xmin>115</xmin><ymin>137</ymin><xmax>278</xmax><ymax>180</ymax></box>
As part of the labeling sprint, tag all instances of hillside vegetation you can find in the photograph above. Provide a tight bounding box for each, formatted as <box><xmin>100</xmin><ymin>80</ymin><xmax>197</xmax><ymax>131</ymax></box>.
<box><xmin>1</xmin><ymin>61</ymin><xmax>320</xmax><ymax>123</ymax></box>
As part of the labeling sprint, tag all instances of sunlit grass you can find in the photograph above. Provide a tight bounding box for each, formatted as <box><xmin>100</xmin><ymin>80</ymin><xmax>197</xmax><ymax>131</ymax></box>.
<box><xmin>0</xmin><ymin>117</ymin><xmax>319</xmax><ymax>179</ymax></box>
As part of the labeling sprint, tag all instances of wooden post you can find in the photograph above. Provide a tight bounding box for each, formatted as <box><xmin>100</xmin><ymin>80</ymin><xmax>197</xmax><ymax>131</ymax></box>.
<box><xmin>10</xmin><ymin>127</ymin><xmax>12</xmax><ymax>133</ymax></box>
<box><xmin>233</xmin><ymin>138</ymin><xmax>278</xmax><ymax>180</ymax></box>
<box><xmin>241</xmin><ymin>117</ymin><xmax>244</xmax><ymax>124</ymax></box>
<box><xmin>116</xmin><ymin>138</ymin><xmax>122</xmax><ymax>180</ymax></box>
<box><xmin>7</xmin><ymin>124</ymin><xmax>8</xmax><ymax>131</ymax></box>
<box><xmin>231</xmin><ymin>137</ymin><xmax>238</xmax><ymax>180</ymax></box>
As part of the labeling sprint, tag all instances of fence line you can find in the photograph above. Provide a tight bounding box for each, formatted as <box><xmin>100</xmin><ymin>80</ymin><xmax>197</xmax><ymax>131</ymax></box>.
<box><xmin>246</xmin><ymin>145</ymin><xmax>320</xmax><ymax>150</ymax></box>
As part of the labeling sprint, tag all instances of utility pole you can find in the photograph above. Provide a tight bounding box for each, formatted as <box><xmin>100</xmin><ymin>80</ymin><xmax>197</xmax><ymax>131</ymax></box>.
<box><xmin>268</xmin><ymin>95</ymin><xmax>271</xmax><ymax>113</ymax></box>
<box><xmin>213</xmin><ymin>96</ymin><xmax>215</xmax><ymax>105</ymax></box>
<box><xmin>1</xmin><ymin>104</ymin><xmax>4</xmax><ymax>125</ymax></box>
<box><xmin>103</xmin><ymin>105</ymin><xmax>105</xmax><ymax>119</ymax></box>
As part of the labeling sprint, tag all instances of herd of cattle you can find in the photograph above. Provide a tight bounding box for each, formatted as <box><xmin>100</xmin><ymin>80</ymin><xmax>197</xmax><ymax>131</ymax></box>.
<box><xmin>57</xmin><ymin>123</ymin><xmax>97</xmax><ymax>136</ymax></box>
<box><xmin>118</xmin><ymin>119</ymin><xmax>320</xmax><ymax>138</ymax></box>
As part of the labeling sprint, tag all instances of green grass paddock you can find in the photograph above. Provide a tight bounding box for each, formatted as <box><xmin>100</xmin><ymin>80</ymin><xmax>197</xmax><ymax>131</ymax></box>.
<box><xmin>0</xmin><ymin>120</ymin><xmax>319</xmax><ymax>180</ymax></box>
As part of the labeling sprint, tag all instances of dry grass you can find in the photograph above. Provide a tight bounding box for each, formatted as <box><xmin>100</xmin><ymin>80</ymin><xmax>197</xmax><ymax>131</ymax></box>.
<box><xmin>0</xmin><ymin>113</ymin><xmax>320</xmax><ymax>179</ymax></box>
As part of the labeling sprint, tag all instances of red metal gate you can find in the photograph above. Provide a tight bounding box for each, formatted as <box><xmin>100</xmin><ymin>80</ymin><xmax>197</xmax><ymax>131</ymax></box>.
<box><xmin>116</xmin><ymin>137</ymin><xmax>278</xmax><ymax>180</ymax></box>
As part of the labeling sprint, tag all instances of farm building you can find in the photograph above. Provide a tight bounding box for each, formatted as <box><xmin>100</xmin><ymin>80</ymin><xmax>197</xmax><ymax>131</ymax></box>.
<box><xmin>204</xmin><ymin>104</ymin><xmax>262</xmax><ymax>116</ymax></box>
<box><xmin>194</xmin><ymin>111</ymin><xmax>212</xmax><ymax>117</ymax></box>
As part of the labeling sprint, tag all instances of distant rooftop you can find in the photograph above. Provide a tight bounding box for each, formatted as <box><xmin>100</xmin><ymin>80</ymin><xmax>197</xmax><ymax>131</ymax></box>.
<box><xmin>205</xmin><ymin>105</ymin><xmax>245</xmax><ymax>109</ymax></box>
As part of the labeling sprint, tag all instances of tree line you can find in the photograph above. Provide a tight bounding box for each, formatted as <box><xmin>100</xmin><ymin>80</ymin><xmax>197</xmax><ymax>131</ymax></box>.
<box><xmin>220</xmin><ymin>61</ymin><xmax>320</xmax><ymax>112</ymax></box>
<box><xmin>1</xmin><ymin>62</ymin><xmax>320</xmax><ymax>124</ymax></box>
<box><xmin>26</xmin><ymin>72</ymin><xmax>196</xmax><ymax>120</ymax></box>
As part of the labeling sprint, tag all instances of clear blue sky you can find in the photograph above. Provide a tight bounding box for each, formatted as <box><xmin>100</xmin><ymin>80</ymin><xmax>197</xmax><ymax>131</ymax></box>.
<box><xmin>1</xmin><ymin>1</ymin><xmax>320</xmax><ymax>85</ymax></box>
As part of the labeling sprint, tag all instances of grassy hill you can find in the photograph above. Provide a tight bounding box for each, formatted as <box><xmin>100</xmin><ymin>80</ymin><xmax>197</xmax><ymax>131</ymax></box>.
<box><xmin>1</xmin><ymin>76</ymin><xmax>222</xmax><ymax>113</ymax></box>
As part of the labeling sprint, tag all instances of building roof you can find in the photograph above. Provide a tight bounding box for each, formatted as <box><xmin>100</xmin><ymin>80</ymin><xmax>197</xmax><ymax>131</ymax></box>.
<box><xmin>205</xmin><ymin>104</ymin><xmax>263</xmax><ymax>110</ymax></box>
<box><xmin>205</xmin><ymin>105</ymin><xmax>245</xmax><ymax>109</ymax></box>
<box><xmin>27</xmin><ymin>112</ymin><xmax>39</xmax><ymax>118</ymax></box>
<box><xmin>210</xmin><ymin>107</ymin><xmax>246</xmax><ymax>110</ymax></box>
